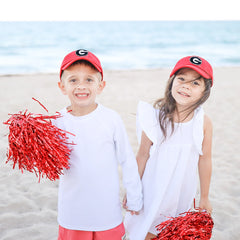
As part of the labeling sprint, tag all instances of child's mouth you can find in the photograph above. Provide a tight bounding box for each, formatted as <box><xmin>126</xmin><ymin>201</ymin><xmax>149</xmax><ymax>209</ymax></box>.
<box><xmin>75</xmin><ymin>93</ymin><xmax>89</xmax><ymax>98</ymax></box>
<box><xmin>178</xmin><ymin>91</ymin><xmax>190</xmax><ymax>97</ymax></box>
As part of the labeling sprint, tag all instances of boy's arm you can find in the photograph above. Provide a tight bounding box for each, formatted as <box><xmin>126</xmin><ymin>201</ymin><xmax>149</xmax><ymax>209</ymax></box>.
<box><xmin>114</xmin><ymin>116</ymin><xmax>143</xmax><ymax>212</ymax></box>
<box><xmin>123</xmin><ymin>131</ymin><xmax>152</xmax><ymax>214</ymax></box>
<box><xmin>198</xmin><ymin>115</ymin><xmax>213</xmax><ymax>214</ymax></box>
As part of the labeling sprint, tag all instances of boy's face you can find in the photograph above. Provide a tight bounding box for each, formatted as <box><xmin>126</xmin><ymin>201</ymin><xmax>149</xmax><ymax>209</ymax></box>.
<box><xmin>58</xmin><ymin>62</ymin><xmax>105</xmax><ymax>115</ymax></box>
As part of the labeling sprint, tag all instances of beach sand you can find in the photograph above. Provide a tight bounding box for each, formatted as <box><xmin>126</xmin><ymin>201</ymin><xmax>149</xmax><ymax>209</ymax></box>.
<box><xmin>0</xmin><ymin>67</ymin><xmax>239</xmax><ymax>239</ymax></box>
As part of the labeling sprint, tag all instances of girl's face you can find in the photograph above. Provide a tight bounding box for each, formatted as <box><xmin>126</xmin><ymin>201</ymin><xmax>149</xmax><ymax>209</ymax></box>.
<box><xmin>171</xmin><ymin>68</ymin><xmax>205</xmax><ymax>110</ymax></box>
<box><xmin>58</xmin><ymin>63</ymin><xmax>105</xmax><ymax>116</ymax></box>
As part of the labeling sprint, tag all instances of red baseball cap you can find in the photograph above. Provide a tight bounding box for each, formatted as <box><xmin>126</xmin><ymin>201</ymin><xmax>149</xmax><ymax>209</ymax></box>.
<box><xmin>170</xmin><ymin>56</ymin><xmax>213</xmax><ymax>86</ymax></box>
<box><xmin>60</xmin><ymin>49</ymin><xmax>103</xmax><ymax>80</ymax></box>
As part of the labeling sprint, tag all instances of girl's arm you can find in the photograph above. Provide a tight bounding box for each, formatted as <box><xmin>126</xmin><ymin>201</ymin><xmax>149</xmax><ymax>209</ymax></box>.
<box><xmin>137</xmin><ymin>131</ymin><xmax>153</xmax><ymax>179</ymax></box>
<box><xmin>198</xmin><ymin>114</ymin><xmax>213</xmax><ymax>214</ymax></box>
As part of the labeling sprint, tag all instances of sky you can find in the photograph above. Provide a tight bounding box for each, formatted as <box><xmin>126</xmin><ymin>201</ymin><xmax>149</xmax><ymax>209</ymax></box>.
<box><xmin>0</xmin><ymin>0</ymin><xmax>240</xmax><ymax>21</ymax></box>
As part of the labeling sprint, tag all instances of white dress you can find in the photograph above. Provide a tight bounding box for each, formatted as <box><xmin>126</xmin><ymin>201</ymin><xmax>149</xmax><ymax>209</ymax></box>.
<box><xmin>124</xmin><ymin>101</ymin><xmax>204</xmax><ymax>240</ymax></box>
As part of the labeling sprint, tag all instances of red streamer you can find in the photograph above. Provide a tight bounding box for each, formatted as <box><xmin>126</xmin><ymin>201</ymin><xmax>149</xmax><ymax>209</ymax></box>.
<box><xmin>3</xmin><ymin>99</ymin><xmax>74</xmax><ymax>181</ymax></box>
<box><xmin>152</xmin><ymin>210</ymin><xmax>214</xmax><ymax>240</ymax></box>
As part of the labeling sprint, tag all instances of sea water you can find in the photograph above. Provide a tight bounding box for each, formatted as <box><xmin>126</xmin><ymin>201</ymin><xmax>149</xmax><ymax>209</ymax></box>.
<box><xmin>0</xmin><ymin>21</ymin><xmax>239</xmax><ymax>75</ymax></box>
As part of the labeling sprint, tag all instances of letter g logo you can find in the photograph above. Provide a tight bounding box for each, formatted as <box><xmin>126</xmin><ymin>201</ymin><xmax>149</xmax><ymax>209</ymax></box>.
<box><xmin>76</xmin><ymin>49</ymin><xmax>88</xmax><ymax>56</ymax></box>
<box><xmin>190</xmin><ymin>57</ymin><xmax>202</xmax><ymax>65</ymax></box>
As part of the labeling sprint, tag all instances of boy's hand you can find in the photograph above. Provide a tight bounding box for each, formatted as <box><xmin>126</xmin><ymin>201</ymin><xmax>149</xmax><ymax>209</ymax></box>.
<box><xmin>122</xmin><ymin>195</ymin><xmax>140</xmax><ymax>215</ymax></box>
<box><xmin>122</xmin><ymin>195</ymin><xmax>128</xmax><ymax>210</ymax></box>
<box><xmin>129</xmin><ymin>210</ymin><xmax>140</xmax><ymax>215</ymax></box>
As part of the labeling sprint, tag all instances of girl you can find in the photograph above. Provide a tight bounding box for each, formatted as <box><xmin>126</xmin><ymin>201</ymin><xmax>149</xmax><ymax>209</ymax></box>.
<box><xmin>124</xmin><ymin>56</ymin><xmax>213</xmax><ymax>240</ymax></box>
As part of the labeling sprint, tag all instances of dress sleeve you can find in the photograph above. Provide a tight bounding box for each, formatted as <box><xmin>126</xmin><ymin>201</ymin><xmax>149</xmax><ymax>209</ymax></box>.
<box><xmin>193</xmin><ymin>106</ymin><xmax>204</xmax><ymax>155</ymax></box>
<box><xmin>136</xmin><ymin>101</ymin><xmax>159</xmax><ymax>146</ymax></box>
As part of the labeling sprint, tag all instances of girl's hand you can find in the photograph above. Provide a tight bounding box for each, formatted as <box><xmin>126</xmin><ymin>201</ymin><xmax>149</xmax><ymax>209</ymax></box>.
<box><xmin>199</xmin><ymin>197</ymin><xmax>212</xmax><ymax>214</ymax></box>
<box><xmin>122</xmin><ymin>195</ymin><xmax>140</xmax><ymax>215</ymax></box>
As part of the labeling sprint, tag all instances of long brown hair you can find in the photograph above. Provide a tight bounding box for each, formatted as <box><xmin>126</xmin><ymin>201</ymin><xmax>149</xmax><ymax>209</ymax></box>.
<box><xmin>154</xmin><ymin>71</ymin><xmax>212</xmax><ymax>140</ymax></box>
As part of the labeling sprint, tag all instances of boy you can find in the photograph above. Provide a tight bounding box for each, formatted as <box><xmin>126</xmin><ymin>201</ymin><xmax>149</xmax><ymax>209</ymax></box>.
<box><xmin>55</xmin><ymin>49</ymin><xmax>143</xmax><ymax>240</ymax></box>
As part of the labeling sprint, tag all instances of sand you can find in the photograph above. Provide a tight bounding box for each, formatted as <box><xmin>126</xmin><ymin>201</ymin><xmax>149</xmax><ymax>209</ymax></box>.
<box><xmin>0</xmin><ymin>67</ymin><xmax>239</xmax><ymax>239</ymax></box>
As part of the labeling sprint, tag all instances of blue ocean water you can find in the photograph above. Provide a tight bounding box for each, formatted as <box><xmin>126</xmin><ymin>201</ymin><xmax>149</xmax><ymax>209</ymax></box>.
<box><xmin>0</xmin><ymin>21</ymin><xmax>240</xmax><ymax>75</ymax></box>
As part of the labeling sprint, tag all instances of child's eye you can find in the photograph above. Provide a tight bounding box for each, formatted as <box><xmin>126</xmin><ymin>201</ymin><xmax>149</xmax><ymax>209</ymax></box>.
<box><xmin>69</xmin><ymin>79</ymin><xmax>76</xmax><ymax>83</ymax></box>
<box><xmin>192</xmin><ymin>80</ymin><xmax>200</xmax><ymax>86</ymax></box>
<box><xmin>178</xmin><ymin>77</ymin><xmax>185</xmax><ymax>82</ymax></box>
<box><xmin>86</xmin><ymin>78</ymin><xmax>94</xmax><ymax>82</ymax></box>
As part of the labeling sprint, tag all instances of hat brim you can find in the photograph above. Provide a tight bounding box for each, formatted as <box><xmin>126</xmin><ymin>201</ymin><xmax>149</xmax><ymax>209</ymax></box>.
<box><xmin>61</xmin><ymin>57</ymin><xmax>102</xmax><ymax>74</ymax></box>
<box><xmin>60</xmin><ymin>57</ymin><xmax>103</xmax><ymax>80</ymax></box>
<box><xmin>171</xmin><ymin>65</ymin><xmax>211</xmax><ymax>80</ymax></box>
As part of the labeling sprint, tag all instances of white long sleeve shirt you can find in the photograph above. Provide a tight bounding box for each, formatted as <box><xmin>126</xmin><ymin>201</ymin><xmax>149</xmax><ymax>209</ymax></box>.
<box><xmin>53</xmin><ymin>104</ymin><xmax>142</xmax><ymax>231</ymax></box>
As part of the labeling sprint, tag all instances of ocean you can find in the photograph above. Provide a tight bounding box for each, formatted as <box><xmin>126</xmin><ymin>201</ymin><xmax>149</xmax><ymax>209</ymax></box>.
<box><xmin>0</xmin><ymin>21</ymin><xmax>240</xmax><ymax>75</ymax></box>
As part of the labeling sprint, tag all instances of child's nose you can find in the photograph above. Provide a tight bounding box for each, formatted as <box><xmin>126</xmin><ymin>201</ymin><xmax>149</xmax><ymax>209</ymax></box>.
<box><xmin>182</xmin><ymin>81</ymin><xmax>191</xmax><ymax>89</ymax></box>
<box><xmin>76</xmin><ymin>81</ymin><xmax>86</xmax><ymax>89</ymax></box>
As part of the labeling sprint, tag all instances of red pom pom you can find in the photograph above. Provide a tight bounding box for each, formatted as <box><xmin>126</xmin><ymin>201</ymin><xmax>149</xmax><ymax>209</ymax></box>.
<box><xmin>4</xmin><ymin>98</ymin><xmax>74</xmax><ymax>181</ymax></box>
<box><xmin>152</xmin><ymin>210</ymin><xmax>214</xmax><ymax>240</ymax></box>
